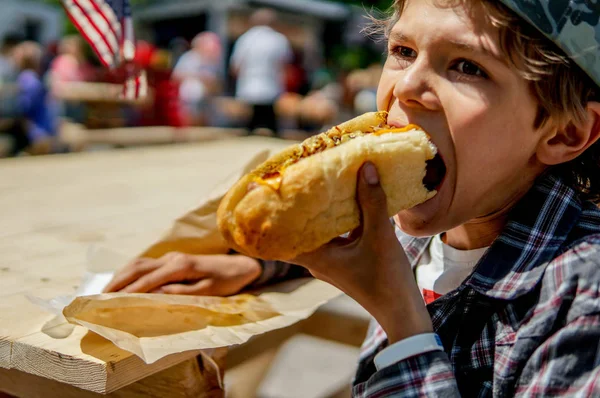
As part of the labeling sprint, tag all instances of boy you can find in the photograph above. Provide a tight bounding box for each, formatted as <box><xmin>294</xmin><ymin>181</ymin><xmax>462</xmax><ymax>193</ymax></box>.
<box><xmin>106</xmin><ymin>0</ymin><xmax>600</xmax><ymax>395</ymax></box>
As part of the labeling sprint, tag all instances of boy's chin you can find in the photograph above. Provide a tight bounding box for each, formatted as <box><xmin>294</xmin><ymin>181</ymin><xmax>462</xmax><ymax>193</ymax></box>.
<box><xmin>394</xmin><ymin>204</ymin><xmax>448</xmax><ymax>237</ymax></box>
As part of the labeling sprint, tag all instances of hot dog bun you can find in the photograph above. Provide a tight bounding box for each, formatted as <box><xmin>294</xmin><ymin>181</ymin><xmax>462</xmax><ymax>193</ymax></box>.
<box><xmin>217</xmin><ymin>112</ymin><xmax>437</xmax><ymax>260</ymax></box>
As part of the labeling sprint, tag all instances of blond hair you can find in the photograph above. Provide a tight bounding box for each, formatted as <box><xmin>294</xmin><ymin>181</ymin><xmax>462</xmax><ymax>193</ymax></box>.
<box><xmin>369</xmin><ymin>0</ymin><xmax>600</xmax><ymax>202</ymax></box>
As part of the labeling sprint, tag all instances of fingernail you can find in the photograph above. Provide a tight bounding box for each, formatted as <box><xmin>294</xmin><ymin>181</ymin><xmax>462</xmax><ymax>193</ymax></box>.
<box><xmin>363</xmin><ymin>163</ymin><xmax>379</xmax><ymax>185</ymax></box>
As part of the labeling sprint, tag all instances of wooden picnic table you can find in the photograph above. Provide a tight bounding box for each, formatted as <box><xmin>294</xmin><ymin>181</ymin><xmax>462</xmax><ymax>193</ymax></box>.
<box><xmin>0</xmin><ymin>137</ymin><xmax>291</xmax><ymax>397</ymax></box>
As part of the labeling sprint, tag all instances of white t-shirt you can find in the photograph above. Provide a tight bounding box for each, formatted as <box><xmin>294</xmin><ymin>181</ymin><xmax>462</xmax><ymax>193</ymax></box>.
<box><xmin>230</xmin><ymin>26</ymin><xmax>292</xmax><ymax>105</ymax></box>
<box><xmin>416</xmin><ymin>234</ymin><xmax>489</xmax><ymax>305</ymax></box>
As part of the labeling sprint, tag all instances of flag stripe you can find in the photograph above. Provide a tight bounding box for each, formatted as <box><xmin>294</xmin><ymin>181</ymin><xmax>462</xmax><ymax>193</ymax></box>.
<box><xmin>90</xmin><ymin>0</ymin><xmax>121</xmax><ymax>39</ymax></box>
<box><xmin>72</xmin><ymin>0</ymin><xmax>119</xmax><ymax>58</ymax></box>
<box><xmin>62</xmin><ymin>0</ymin><xmax>114</xmax><ymax>67</ymax></box>
<box><xmin>81</xmin><ymin>0</ymin><xmax>120</xmax><ymax>53</ymax></box>
<box><xmin>61</xmin><ymin>0</ymin><xmax>146</xmax><ymax>99</ymax></box>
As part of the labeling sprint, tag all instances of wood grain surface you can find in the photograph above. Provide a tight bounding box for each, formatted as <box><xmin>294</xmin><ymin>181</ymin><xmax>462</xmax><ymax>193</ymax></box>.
<box><xmin>0</xmin><ymin>137</ymin><xmax>289</xmax><ymax>394</ymax></box>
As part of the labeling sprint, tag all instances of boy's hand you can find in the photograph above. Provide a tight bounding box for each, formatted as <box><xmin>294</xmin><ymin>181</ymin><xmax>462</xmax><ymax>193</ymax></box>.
<box><xmin>291</xmin><ymin>163</ymin><xmax>433</xmax><ymax>344</ymax></box>
<box><xmin>102</xmin><ymin>253</ymin><xmax>262</xmax><ymax>296</ymax></box>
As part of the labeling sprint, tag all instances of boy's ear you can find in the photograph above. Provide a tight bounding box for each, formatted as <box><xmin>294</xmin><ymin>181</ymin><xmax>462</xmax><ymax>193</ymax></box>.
<box><xmin>536</xmin><ymin>102</ymin><xmax>600</xmax><ymax>166</ymax></box>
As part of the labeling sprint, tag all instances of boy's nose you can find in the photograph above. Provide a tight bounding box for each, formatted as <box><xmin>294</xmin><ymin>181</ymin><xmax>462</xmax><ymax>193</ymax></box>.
<box><xmin>393</xmin><ymin>62</ymin><xmax>440</xmax><ymax>112</ymax></box>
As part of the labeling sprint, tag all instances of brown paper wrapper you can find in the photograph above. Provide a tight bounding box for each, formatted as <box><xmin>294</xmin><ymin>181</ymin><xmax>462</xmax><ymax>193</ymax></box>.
<box><xmin>62</xmin><ymin>147</ymin><xmax>342</xmax><ymax>364</ymax></box>
<box><xmin>64</xmin><ymin>278</ymin><xmax>340</xmax><ymax>364</ymax></box>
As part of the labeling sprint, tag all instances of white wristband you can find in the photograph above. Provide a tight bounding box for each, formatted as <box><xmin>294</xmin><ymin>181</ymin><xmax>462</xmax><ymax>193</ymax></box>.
<box><xmin>374</xmin><ymin>333</ymin><xmax>444</xmax><ymax>371</ymax></box>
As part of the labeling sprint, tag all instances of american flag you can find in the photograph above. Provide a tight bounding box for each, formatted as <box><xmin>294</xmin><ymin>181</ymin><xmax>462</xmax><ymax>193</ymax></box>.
<box><xmin>61</xmin><ymin>0</ymin><xmax>147</xmax><ymax>99</ymax></box>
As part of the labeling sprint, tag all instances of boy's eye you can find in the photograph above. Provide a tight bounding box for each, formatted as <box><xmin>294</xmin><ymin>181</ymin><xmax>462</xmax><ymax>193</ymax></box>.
<box><xmin>399</xmin><ymin>46</ymin><xmax>417</xmax><ymax>58</ymax></box>
<box><xmin>453</xmin><ymin>60</ymin><xmax>488</xmax><ymax>78</ymax></box>
<box><xmin>390</xmin><ymin>45</ymin><xmax>417</xmax><ymax>59</ymax></box>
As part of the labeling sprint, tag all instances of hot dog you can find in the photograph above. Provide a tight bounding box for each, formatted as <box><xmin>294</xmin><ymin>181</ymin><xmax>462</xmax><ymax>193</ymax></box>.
<box><xmin>217</xmin><ymin>111</ymin><xmax>442</xmax><ymax>260</ymax></box>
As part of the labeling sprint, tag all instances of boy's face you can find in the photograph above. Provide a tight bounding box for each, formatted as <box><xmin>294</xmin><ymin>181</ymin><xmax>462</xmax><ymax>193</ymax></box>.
<box><xmin>378</xmin><ymin>0</ymin><xmax>550</xmax><ymax>236</ymax></box>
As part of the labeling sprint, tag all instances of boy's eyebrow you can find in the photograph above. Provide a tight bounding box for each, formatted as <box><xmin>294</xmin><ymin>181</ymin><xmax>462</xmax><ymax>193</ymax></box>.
<box><xmin>388</xmin><ymin>32</ymin><xmax>412</xmax><ymax>45</ymax></box>
<box><xmin>388</xmin><ymin>31</ymin><xmax>508</xmax><ymax>65</ymax></box>
<box><xmin>448</xmin><ymin>39</ymin><xmax>509</xmax><ymax>65</ymax></box>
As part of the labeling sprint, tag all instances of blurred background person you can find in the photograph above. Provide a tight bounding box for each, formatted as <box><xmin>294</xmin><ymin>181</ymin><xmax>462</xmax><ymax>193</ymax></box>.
<box><xmin>149</xmin><ymin>48</ymin><xmax>185</xmax><ymax>128</ymax></box>
<box><xmin>13</xmin><ymin>41</ymin><xmax>60</xmax><ymax>155</ymax></box>
<box><xmin>346</xmin><ymin>63</ymin><xmax>381</xmax><ymax>115</ymax></box>
<box><xmin>294</xmin><ymin>66</ymin><xmax>342</xmax><ymax>133</ymax></box>
<box><xmin>0</xmin><ymin>34</ymin><xmax>25</xmax><ymax>156</ymax></box>
<box><xmin>168</xmin><ymin>37</ymin><xmax>190</xmax><ymax>70</ymax></box>
<box><xmin>172</xmin><ymin>32</ymin><xmax>222</xmax><ymax>126</ymax></box>
<box><xmin>40</xmin><ymin>40</ymin><xmax>59</xmax><ymax>78</ymax></box>
<box><xmin>0</xmin><ymin>34</ymin><xmax>21</xmax><ymax>84</ymax></box>
<box><xmin>48</xmin><ymin>35</ymin><xmax>94</xmax><ymax>124</ymax></box>
<box><xmin>48</xmin><ymin>35</ymin><xmax>92</xmax><ymax>85</ymax></box>
<box><xmin>230</xmin><ymin>8</ymin><xmax>292</xmax><ymax>137</ymax></box>
<box><xmin>126</xmin><ymin>40</ymin><xmax>185</xmax><ymax>128</ymax></box>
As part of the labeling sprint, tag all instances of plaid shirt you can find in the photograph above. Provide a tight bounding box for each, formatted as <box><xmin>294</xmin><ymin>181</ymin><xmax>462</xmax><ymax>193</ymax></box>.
<box><xmin>257</xmin><ymin>171</ymin><xmax>600</xmax><ymax>397</ymax></box>
<box><xmin>355</xmin><ymin>172</ymin><xmax>600</xmax><ymax>397</ymax></box>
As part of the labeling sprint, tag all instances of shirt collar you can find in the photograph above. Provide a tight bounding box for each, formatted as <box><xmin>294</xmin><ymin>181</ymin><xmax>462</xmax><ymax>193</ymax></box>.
<box><xmin>400</xmin><ymin>172</ymin><xmax>600</xmax><ymax>300</ymax></box>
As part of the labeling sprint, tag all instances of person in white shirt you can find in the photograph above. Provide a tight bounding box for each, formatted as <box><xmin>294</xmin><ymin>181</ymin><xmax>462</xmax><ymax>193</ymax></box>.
<box><xmin>230</xmin><ymin>8</ymin><xmax>292</xmax><ymax>137</ymax></box>
<box><xmin>172</xmin><ymin>32</ymin><xmax>222</xmax><ymax>125</ymax></box>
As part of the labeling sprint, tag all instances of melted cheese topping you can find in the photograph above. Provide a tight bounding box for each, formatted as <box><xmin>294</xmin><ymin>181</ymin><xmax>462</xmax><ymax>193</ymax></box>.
<box><xmin>252</xmin><ymin>124</ymin><xmax>425</xmax><ymax>191</ymax></box>
<box><xmin>374</xmin><ymin>124</ymin><xmax>424</xmax><ymax>136</ymax></box>
<box><xmin>261</xmin><ymin>175</ymin><xmax>283</xmax><ymax>191</ymax></box>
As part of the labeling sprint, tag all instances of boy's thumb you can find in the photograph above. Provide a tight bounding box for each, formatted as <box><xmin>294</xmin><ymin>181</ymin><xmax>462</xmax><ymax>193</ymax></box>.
<box><xmin>357</xmin><ymin>162</ymin><xmax>389</xmax><ymax>231</ymax></box>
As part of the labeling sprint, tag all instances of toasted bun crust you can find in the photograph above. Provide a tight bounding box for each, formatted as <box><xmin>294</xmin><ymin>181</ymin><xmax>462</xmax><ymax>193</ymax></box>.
<box><xmin>217</xmin><ymin>112</ymin><xmax>437</xmax><ymax>260</ymax></box>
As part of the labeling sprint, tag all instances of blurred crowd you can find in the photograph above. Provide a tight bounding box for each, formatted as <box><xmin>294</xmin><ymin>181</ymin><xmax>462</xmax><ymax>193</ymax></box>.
<box><xmin>0</xmin><ymin>7</ymin><xmax>382</xmax><ymax>157</ymax></box>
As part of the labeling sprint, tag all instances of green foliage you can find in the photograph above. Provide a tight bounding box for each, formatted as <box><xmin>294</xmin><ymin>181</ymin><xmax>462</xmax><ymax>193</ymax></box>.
<box><xmin>32</xmin><ymin>0</ymin><xmax>151</xmax><ymax>5</ymax></box>
<box><xmin>335</xmin><ymin>0</ymin><xmax>393</xmax><ymax>11</ymax></box>
<box><xmin>34</xmin><ymin>0</ymin><xmax>393</xmax><ymax>8</ymax></box>
<box><xmin>28</xmin><ymin>0</ymin><xmax>151</xmax><ymax>35</ymax></box>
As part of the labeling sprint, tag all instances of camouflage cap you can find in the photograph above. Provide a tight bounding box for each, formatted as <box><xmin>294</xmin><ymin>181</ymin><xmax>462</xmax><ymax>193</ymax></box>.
<box><xmin>499</xmin><ymin>0</ymin><xmax>600</xmax><ymax>88</ymax></box>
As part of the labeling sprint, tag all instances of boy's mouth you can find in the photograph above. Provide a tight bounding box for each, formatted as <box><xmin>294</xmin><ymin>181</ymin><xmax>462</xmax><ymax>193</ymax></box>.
<box><xmin>385</xmin><ymin>119</ymin><xmax>446</xmax><ymax>192</ymax></box>
<box><xmin>424</xmin><ymin>152</ymin><xmax>446</xmax><ymax>191</ymax></box>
